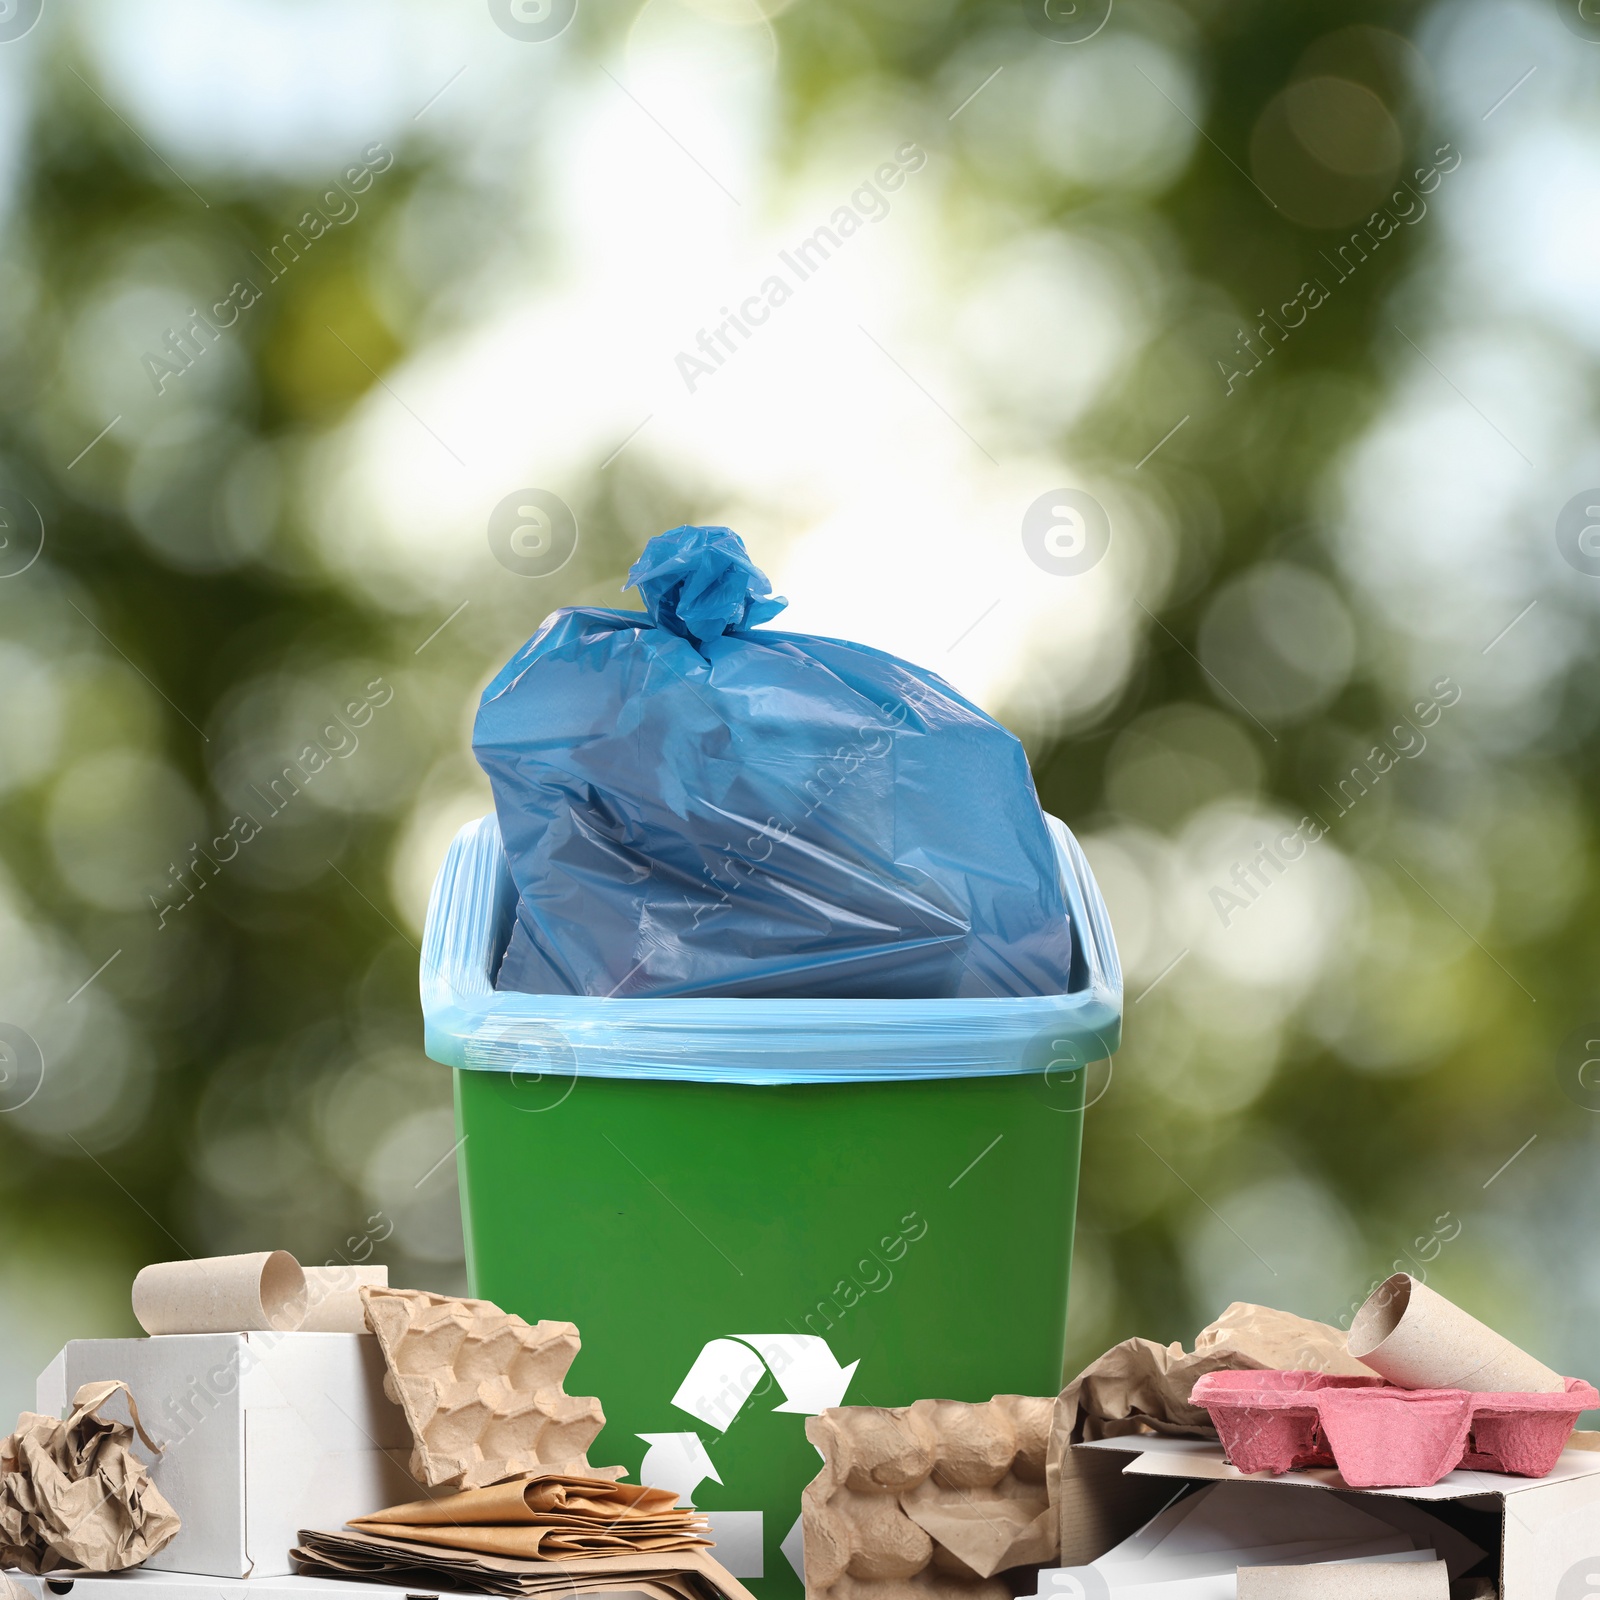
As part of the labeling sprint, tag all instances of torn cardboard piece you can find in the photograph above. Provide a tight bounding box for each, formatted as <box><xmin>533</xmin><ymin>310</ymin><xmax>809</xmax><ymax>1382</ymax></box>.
<box><xmin>348</xmin><ymin>1471</ymin><xmax>709</xmax><ymax>1558</ymax></box>
<box><xmin>132</xmin><ymin>1253</ymin><xmax>307</xmax><ymax>1336</ymax></box>
<box><xmin>1049</xmin><ymin>1303</ymin><xmax>1370</xmax><ymax>1565</ymax></box>
<box><xmin>360</xmin><ymin>1287</ymin><xmax>605</xmax><ymax>1490</ymax></box>
<box><xmin>801</xmin><ymin>1394</ymin><xmax>1053</xmax><ymax>1599</ymax></box>
<box><xmin>293</xmin><ymin>1528</ymin><xmax>758</xmax><ymax>1600</ymax></box>
<box><xmin>1348</xmin><ymin>1274</ymin><xmax>1564</xmax><ymax>1394</ymax></box>
<box><xmin>0</xmin><ymin>1380</ymin><xmax>180</xmax><ymax>1574</ymax></box>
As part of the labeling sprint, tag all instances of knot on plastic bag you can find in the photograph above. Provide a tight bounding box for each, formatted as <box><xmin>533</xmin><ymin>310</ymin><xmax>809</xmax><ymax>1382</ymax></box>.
<box><xmin>626</xmin><ymin>524</ymin><xmax>787</xmax><ymax>644</ymax></box>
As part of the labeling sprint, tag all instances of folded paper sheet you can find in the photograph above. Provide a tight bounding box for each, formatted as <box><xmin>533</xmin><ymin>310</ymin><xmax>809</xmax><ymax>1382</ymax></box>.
<box><xmin>360</xmin><ymin>1286</ymin><xmax>606</xmax><ymax>1489</ymax></box>
<box><xmin>801</xmin><ymin>1394</ymin><xmax>1054</xmax><ymax>1600</ymax></box>
<box><xmin>131</xmin><ymin>1252</ymin><xmax>308</xmax><ymax>1335</ymax></box>
<box><xmin>348</xmin><ymin>1471</ymin><xmax>710</xmax><ymax>1558</ymax></box>
<box><xmin>0</xmin><ymin>1381</ymin><xmax>180</xmax><ymax>1574</ymax></box>
<box><xmin>1348</xmin><ymin>1275</ymin><xmax>1564</xmax><ymax>1394</ymax></box>
<box><xmin>293</xmin><ymin>1529</ymin><xmax>757</xmax><ymax>1600</ymax></box>
<box><xmin>1048</xmin><ymin>1303</ymin><xmax>1374</xmax><ymax>1566</ymax></box>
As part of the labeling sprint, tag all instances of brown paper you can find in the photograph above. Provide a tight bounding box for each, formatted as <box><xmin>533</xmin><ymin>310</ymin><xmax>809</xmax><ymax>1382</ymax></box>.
<box><xmin>0</xmin><ymin>1381</ymin><xmax>181</xmax><ymax>1574</ymax></box>
<box><xmin>131</xmin><ymin>1251</ymin><xmax>307</xmax><ymax>1335</ymax></box>
<box><xmin>347</xmin><ymin>1470</ymin><xmax>708</xmax><ymax>1559</ymax></box>
<box><xmin>1057</xmin><ymin>1302</ymin><xmax>1372</xmax><ymax>1448</ymax></box>
<box><xmin>1049</xmin><ymin>1302</ymin><xmax>1371</xmax><ymax>1565</ymax></box>
<box><xmin>1347</xmin><ymin>1273</ymin><xmax>1564</xmax><ymax>1394</ymax></box>
<box><xmin>300</xmin><ymin>1264</ymin><xmax>388</xmax><ymax>1333</ymax></box>
<box><xmin>351</xmin><ymin>1523</ymin><xmax>710</xmax><ymax>1558</ymax></box>
<box><xmin>1235</xmin><ymin>1562</ymin><xmax>1448</xmax><ymax>1597</ymax></box>
<box><xmin>355</xmin><ymin>1473</ymin><xmax>682</xmax><ymax>1527</ymax></box>
<box><xmin>294</xmin><ymin>1527</ymin><xmax>759</xmax><ymax>1600</ymax></box>
<box><xmin>360</xmin><ymin>1286</ymin><xmax>606</xmax><ymax>1489</ymax></box>
<box><xmin>1196</xmin><ymin>1302</ymin><xmax>1379</xmax><ymax>1376</ymax></box>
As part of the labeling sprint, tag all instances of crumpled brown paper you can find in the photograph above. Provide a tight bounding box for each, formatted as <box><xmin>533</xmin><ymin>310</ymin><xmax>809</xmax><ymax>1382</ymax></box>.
<box><xmin>1056</xmin><ymin>1300</ymin><xmax>1374</xmax><ymax>1447</ymax></box>
<box><xmin>0</xmin><ymin>1380</ymin><xmax>181</xmax><ymax>1574</ymax></box>
<box><xmin>1048</xmin><ymin>1303</ymin><xmax>1372</xmax><ymax>1566</ymax></box>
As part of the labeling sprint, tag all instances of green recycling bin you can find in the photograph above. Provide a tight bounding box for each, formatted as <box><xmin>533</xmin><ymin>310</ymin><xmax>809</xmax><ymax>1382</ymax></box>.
<box><xmin>423</xmin><ymin>815</ymin><xmax>1121</xmax><ymax>1600</ymax></box>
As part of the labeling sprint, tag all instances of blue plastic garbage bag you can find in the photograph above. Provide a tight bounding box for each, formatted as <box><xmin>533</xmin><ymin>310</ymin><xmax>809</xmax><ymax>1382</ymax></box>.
<box><xmin>473</xmin><ymin>524</ymin><xmax>1075</xmax><ymax>999</ymax></box>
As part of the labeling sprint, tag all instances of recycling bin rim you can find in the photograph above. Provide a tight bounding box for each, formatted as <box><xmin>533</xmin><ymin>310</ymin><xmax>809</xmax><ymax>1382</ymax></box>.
<box><xmin>420</xmin><ymin>812</ymin><xmax>1121</xmax><ymax>1085</ymax></box>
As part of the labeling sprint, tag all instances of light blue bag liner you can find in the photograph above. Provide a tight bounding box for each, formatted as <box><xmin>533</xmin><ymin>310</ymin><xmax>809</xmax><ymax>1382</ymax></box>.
<box><xmin>420</xmin><ymin>812</ymin><xmax>1121</xmax><ymax>1085</ymax></box>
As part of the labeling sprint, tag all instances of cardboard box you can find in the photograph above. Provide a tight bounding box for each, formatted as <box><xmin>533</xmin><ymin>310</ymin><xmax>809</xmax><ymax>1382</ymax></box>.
<box><xmin>0</xmin><ymin>1573</ymin><xmax>670</xmax><ymax>1600</ymax></box>
<box><xmin>36</xmin><ymin>1333</ymin><xmax>425</xmax><ymax>1579</ymax></box>
<box><xmin>1068</xmin><ymin>1435</ymin><xmax>1600</xmax><ymax>1599</ymax></box>
<box><xmin>1</xmin><ymin>1570</ymin><xmax>492</xmax><ymax>1600</ymax></box>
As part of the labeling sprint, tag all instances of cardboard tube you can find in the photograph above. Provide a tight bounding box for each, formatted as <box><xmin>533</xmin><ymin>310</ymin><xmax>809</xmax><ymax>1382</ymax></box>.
<box><xmin>1237</xmin><ymin>1562</ymin><xmax>1447</xmax><ymax>1598</ymax></box>
<box><xmin>1347</xmin><ymin>1273</ymin><xmax>1564</xmax><ymax>1394</ymax></box>
<box><xmin>132</xmin><ymin>1251</ymin><xmax>307</xmax><ymax>1335</ymax></box>
<box><xmin>300</xmin><ymin>1264</ymin><xmax>388</xmax><ymax>1333</ymax></box>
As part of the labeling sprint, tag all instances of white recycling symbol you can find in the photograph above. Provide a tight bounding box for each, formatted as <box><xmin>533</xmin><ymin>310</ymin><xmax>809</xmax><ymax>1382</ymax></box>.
<box><xmin>637</xmin><ymin>1333</ymin><xmax>857</xmax><ymax>1581</ymax></box>
<box><xmin>636</xmin><ymin>1430</ymin><xmax>722</xmax><ymax>1505</ymax></box>
<box><xmin>676</xmin><ymin>1334</ymin><xmax>859</xmax><ymax>1428</ymax></box>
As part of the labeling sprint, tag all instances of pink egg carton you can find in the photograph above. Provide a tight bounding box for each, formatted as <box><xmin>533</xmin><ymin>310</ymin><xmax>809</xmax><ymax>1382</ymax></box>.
<box><xmin>1190</xmin><ymin>1369</ymin><xmax>1599</xmax><ymax>1489</ymax></box>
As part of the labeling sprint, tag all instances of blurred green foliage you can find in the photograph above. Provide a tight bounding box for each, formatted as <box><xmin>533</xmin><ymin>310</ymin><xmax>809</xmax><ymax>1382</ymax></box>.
<box><xmin>1</xmin><ymin>0</ymin><xmax>1597</xmax><ymax>1436</ymax></box>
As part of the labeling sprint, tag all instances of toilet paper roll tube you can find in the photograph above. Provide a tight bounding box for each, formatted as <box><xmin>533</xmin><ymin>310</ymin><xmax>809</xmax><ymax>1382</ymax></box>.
<box><xmin>131</xmin><ymin>1251</ymin><xmax>308</xmax><ymax>1335</ymax></box>
<box><xmin>1347</xmin><ymin>1273</ymin><xmax>1563</xmax><ymax>1394</ymax></box>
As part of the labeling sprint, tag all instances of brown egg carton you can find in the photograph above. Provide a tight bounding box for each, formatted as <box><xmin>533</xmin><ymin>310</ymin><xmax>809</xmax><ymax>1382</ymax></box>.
<box><xmin>801</xmin><ymin>1395</ymin><xmax>1056</xmax><ymax>1600</ymax></box>
<box><xmin>361</xmin><ymin>1286</ymin><xmax>605</xmax><ymax>1490</ymax></box>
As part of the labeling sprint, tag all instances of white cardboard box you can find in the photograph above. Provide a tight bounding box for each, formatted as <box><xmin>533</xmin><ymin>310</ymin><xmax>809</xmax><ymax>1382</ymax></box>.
<box><xmin>1075</xmin><ymin>1435</ymin><xmax>1600</xmax><ymax>1599</ymax></box>
<box><xmin>0</xmin><ymin>1573</ymin><xmax>665</xmax><ymax>1600</ymax></box>
<box><xmin>1</xmin><ymin>1571</ymin><xmax>486</xmax><ymax>1600</ymax></box>
<box><xmin>37</xmin><ymin>1333</ymin><xmax>426</xmax><ymax>1580</ymax></box>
